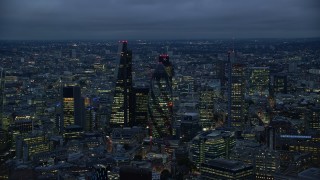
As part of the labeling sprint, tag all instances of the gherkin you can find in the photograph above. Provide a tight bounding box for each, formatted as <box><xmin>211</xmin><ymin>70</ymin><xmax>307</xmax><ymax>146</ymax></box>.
<box><xmin>148</xmin><ymin>55</ymin><xmax>174</xmax><ymax>139</ymax></box>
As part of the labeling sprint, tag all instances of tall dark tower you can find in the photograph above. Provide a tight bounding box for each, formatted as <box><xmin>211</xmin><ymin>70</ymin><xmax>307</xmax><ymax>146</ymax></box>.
<box><xmin>133</xmin><ymin>87</ymin><xmax>149</xmax><ymax>127</ymax></box>
<box><xmin>148</xmin><ymin>54</ymin><xmax>174</xmax><ymax>139</ymax></box>
<box><xmin>110</xmin><ymin>41</ymin><xmax>133</xmax><ymax>127</ymax></box>
<box><xmin>62</xmin><ymin>86</ymin><xmax>84</xmax><ymax>130</ymax></box>
<box><xmin>227</xmin><ymin>51</ymin><xmax>245</xmax><ymax>128</ymax></box>
<box><xmin>214</xmin><ymin>61</ymin><xmax>226</xmax><ymax>86</ymax></box>
<box><xmin>159</xmin><ymin>54</ymin><xmax>174</xmax><ymax>81</ymax></box>
<box><xmin>0</xmin><ymin>68</ymin><xmax>4</xmax><ymax>130</ymax></box>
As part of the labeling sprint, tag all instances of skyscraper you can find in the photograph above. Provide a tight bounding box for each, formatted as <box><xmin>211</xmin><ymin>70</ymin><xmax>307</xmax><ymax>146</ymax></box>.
<box><xmin>227</xmin><ymin>51</ymin><xmax>245</xmax><ymax>128</ymax></box>
<box><xmin>249</xmin><ymin>67</ymin><xmax>270</xmax><ymax>96</ymax></box>
<box><xmin>158</xmin><ymin>54</ymin><xmax>174</xmax><ymax>81</ymax></box>
<box><xmin>62</xmin><ymin>86</ymin><xmax>84</xmax><ymax>130</ymax></box>
<box><xmin>133</xmin><ymin>87</ymin><xmax>149</xmax><ymax>127</ymax></box>
<box><xmin>213</xmin><ymin>61</ymin><xmax>226</xmax><ymax>86</ymax></box>
<box><xmin>148</xmin><ymin>54</ymin><xmax>174</xmax><ymax>138</ymax></box>
<box><xmin>110</xmin><ymin>41</ymin><xmax>133</xmax><ymax>127</ymax></box>
<box><xmin>0</xmin><ymin>68</ymin><xmax>4</xmax><ymax>130</ymax></box>
<box><xmin>199</xmin><ymin>84</ymin><xmax>215</xmax><ymax>130</ymax></box>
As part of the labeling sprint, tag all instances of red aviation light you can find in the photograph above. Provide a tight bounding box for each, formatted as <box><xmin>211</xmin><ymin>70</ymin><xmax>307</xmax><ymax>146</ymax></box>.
<box><xmin>168</xmin><ymin>102</ymin><xmax>173</xmax><ymax>107</ymax></box>
<box><xmin>160</xmin><ymin>54</ymin><xmax>169</xmax><ymax>58</ymax></box>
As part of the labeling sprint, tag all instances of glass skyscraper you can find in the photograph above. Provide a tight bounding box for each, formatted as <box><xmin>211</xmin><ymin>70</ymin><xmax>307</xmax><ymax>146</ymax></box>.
<box><xmin>249</xmin><ymin>67</ymin><xmax>270</xmax><ymax>96</ymax></box>
<box><xmin>62</xmin><ymin>86</ymin><xmax>84</xmax><ymax>129</ymax></box>
<box><xmin>148</xmin><ymin>55</ymin><xmax>173</xmax><ymax>139</ymax></box>
<box><xmin>0</xmin><ymin>68</ymin><xmax>4</xmax><ymax>130</ymax></box>
<box><xmin>227</xmin><ymin>51</ymin><xmax>246</xmax><ymax>128</ymax></box>
<box><xmin>110</xmin><ymin>41</ymin><xmax>133</xmax><ymax>127</ymax></box>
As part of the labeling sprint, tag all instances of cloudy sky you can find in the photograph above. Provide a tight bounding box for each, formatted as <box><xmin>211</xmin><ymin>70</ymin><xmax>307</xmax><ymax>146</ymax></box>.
<box><xmin>0</xmin><ymin>0</ymin><xmax>319</xmax><ymax>40</ymax></box>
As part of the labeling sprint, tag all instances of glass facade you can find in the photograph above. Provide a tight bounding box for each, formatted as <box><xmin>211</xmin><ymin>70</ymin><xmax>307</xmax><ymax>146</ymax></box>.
<box><xmin>110</xmin><ymin>42</ymin><xmax>133</xmax><ymax>127</ymax></box>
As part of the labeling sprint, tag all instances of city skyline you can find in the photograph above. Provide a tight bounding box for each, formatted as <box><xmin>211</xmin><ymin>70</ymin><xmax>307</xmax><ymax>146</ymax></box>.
<box><xmin>1</xmin><ymin>0</ymin><xmax>320</xmax><ymax>179</ymax></box>
<box><xmin>0</xmin><ymin>38</ymin><xmax>320</xmax><ymax>179</ymax></box>
<box><xmin>0</xmin><ymin>0</ymin><xmax>319</xmax><ymax>40</ymax></box>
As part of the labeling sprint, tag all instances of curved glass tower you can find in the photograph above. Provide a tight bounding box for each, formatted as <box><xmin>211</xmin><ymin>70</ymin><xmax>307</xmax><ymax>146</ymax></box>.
<box><xmin>148</xmin><ymin>55</ymin><xmax>173</xmax><ymax>139</ymax></box>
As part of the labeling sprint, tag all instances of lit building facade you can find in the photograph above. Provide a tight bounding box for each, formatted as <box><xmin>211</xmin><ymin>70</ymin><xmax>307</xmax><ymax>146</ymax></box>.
<box><xmin>110</xmin><ymin>41</ymin><xmax>133</xmax><ymax>127</ymax></box>
<box><xmin>93</xmin><ymin>164</ymin><xmax>108</xmax><ymax>180</ymax></box>
<box><xmin>133</xmin><ymin>87</ymin><xmax>149</xmax><ymax>127</ymax></box>
<box><xmin>230</xmin><ymin>64</ymin><xmax>246</xmax><ymax>127</ymax></box>
<box><xmin>0</xmin><ymin>68</ymin><xmax>4</xmax><ymax>130</ymax></box>
<box><xmin>254</xmin><ymin>149</ymin><xmax>280</xmax><ymax>180</ymax></box>
<box><xmin>148</xmin><ymin>55</ymin><xmax>173</xmax><ymax>138</ymax></box>
<box><xmin>309</xmin><ymin>107</ymin><xmax>320</xmax><ymax>131</ymax></box>
<box><xmin>190</xmin><ymin>130</ymin><xmax>235</xmax><ymax>169</ymax></box>
<box><xmin>199</xmin><ymin>85</ymin><xmax>215</xmax><ymax>130</ymax></box>
<box><xmin>227</xmin><ymin>51</ymin><xmax>246</xmax><ymax>128</ymax></box>
<box><xmin>201</xmin><ymin>159</ymin><xmax>253</xmax><ymax>180</ymax></box>
<box><xmin>277</xmin><ymin>134</ymin><xmax>320</xmax><ymax>167</ymax></box>
<box><xmin>62</xmin><ymin>86</ymin><xmax>84</xmax><ymax>130</ymax></box>
<box><xmin>148</xmin><ymin>55</ymin><xmax>174</xmax><ymax>139</ymax></box>
<box><xmin>16</xmin><ymin>134</ymin><xmax>49</xmax><ymax>161</ymax></box>
<box><xmin>249</xmin><ymin>67</ymin><xmax>270</xmax><ymax>96</ymax></box>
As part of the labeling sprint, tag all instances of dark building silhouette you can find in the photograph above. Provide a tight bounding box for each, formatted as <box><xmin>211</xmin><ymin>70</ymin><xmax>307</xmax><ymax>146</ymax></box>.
<box><xmin>249</xmin><ymin>67</ymin><xmax>270</xmax><ymax>96</ymax></box>
<box><xmin>214</xmin><ymin>61</ymin><xmax>226</xmax><ymax>86</ymax></box>
<box><xmin>119</xmin><ymin>166</ymin><xmax>152</xmax><ymax>180</ymax></box>
<box><xmin>93</xmin><ymin>164</ymin><xmax>108</xmax><ymax>180</ymax></box>
<box><xmin>201</xmin><ymin>159</ymin><xmax>253</xmax><ymax>179</ymax></box>
<box><xmin>148</xmin><ymin>55</ymin><xmax>174</xmax><ymax>138</ymax></box>
<box><xmin>62</xmin><ymin>86</ymin><xmax>84</xmax><ymax>130</ymax></box>
<box><xmin>227</xmin><ymin>51</ymin><xmax>245</xmax><ymax>128</ymax></box>
<box><xmin>110</xmin><ymin>41</ymin><xmax>133</xmax><ymax>127</ymax></box>
<box><xmin>158</xmin><ymin>54</ymin><xmax>174</xmax><ymax>81</ymax></box>
<box><xmin>133</xmin><ymin>87</ymin><xmax>149</xmax><ymax>127</ymax></box>
<box><xmin>0</xmin><ymin>68</ymin><xmax>4</xmax><ymax>130</ymax></box>
<box><xmin>272</xmin><ymin>74</ymin><xmax>288</xmax><ymax>94</ymax></box>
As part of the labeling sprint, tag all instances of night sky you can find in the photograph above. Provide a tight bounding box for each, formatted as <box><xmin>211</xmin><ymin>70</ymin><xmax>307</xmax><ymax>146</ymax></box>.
<box><xmin>0</xmin><ymin>0</ymin><xmax>319</xmax><ymax>40</ymax></box>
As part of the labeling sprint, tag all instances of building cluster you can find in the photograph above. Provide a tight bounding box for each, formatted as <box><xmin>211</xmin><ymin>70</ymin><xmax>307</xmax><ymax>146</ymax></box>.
<box><xmin>0</xmin><ymin>39</ymin><xmax>320</xmax><ymax>179</ymax></box>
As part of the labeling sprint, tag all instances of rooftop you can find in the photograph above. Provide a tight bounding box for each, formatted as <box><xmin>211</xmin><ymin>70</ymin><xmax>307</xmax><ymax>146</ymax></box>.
<box><xmin>298</xmin><ymin>168</ymin><xmax>320</xmax><ymax>180</ymax></box>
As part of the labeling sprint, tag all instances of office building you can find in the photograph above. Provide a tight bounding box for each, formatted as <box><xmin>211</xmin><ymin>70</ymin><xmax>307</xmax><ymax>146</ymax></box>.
<box><xmin>180</xmin><ymin>113</ymin><xmax>200</xmax><ymax>142</ymax></box>
<box><xmin>254</xmin><ymin>149</ymin><xmax>280</xmax><ymax>179</ymax></box>
<box><xmin>199</xmin><ymin>84</ymin><xmax>217</xmax><ymax>130</ymax></box>
<box><xmin>119</xmin><ymin>166</ymin><xmax>152</xmax><ymax>180</ymax></box>
<box><xmin>190</xmin><ymin>130</ymin><xmax>235</xmax><ymax>169</ymax></box>
<box><xmin>133</xmin><ymin>87</ymin><xmax>149</xmax><ymax>127</ymax></box>
<box><xmin>85</xmin><ymin>106</ymin><xmax>98</xmax><ymax>132</ymax></box>
<box><xmin>249</xmin><ymin>67</ymin><xmax>270</xmax><ymax>96</ymax></box>
<box><xmin>110</xmin><ymin>41</ymin><xmax>133</xmax><ymax>127</ymax></box>
<box><xmin>227</xmin><ymin>51</ymin><xmax>246</xmax><ymax>128</ymax></box>
<box><xmin>272</xmin><ymin>74</ymin><xmax>287</xmax><ymax>94</ymax></box>
<box><xmin>16</xmin><ymin>134</ymin><xmax>49</xmax><ymax>161</ymax></box>
<box><xmin>308</xmin><ymin>107</ymin><xmax>320</xmax><ymax>131</ymax></box>
<box><xmin>159</xmin><ymin>54</ymin><xmax>174</xmax><ymax>81</ymax></box>
<box><xmin>213</xmin><ymin>61</ymin><xmax>226</xmax><ymax>86</ymax></box>
<box><xmin>93</xmin><ymin>164</ymin><xmax>108</xmax><ymax>180</ymax></box>
<box><xmin>148</xmin><ymin>55</ymin><xmax>174</xmax><ymax>139</ymax></box>
<box><xmin>62</xmin><ymin>86</ymin><xmax>84</xmax><ymax>131</ymax></box>
<box><xmin>201</xmin><ymin>159</ymin><xmax>253</xmax><ymax>180</ymax></box>
<box><xmin>0</xmin><ymin>68</ymin><xmax>4</xmax><ymax>130</ymax></box>
<box><xmin>277</xmin><ymin>134</ymin><xmax>320</xmax><ymax>166</ymax></box>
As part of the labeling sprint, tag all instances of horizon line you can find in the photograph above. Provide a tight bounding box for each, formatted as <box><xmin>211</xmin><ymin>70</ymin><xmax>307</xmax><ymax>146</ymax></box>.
<box><xmin>0</xmin><ymin>37</ymin><xmax>320</xmax><ymax>42</ymax></box>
